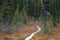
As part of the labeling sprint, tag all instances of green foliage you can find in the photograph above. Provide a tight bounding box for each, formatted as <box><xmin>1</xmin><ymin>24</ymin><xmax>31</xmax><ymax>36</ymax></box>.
<box><xmin>0</xmin><ymin>0</ymin><xmax>60</xmax><ymax>33</ymax></box>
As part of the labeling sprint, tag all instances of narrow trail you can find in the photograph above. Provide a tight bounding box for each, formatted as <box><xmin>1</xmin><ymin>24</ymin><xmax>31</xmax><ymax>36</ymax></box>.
<box><xmin>25</xmin><ymin>26</ymin><xmax>41</xmax><ymax>40</ymax></box>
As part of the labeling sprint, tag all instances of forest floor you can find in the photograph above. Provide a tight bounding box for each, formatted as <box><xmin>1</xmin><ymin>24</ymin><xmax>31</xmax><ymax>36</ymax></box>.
<box><xmin>0</xmin><ymin>22</ymin><xmax>60</xmax><ymax>40</ymax></box>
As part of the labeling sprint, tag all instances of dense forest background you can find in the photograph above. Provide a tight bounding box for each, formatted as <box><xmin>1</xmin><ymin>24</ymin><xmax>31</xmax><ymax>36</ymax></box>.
<box><xmin>0</xmin><ymin>0</ymin><xmax>60</xmax><ymax>34</ymax></box>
